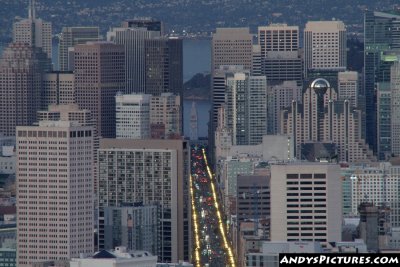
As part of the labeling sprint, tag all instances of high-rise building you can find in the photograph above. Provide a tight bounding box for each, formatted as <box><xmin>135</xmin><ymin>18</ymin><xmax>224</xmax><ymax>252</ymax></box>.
<box><xmin>377</xmin><ymin>82</ymin><xmax>392</xmax><ymax>160</ymax></box>
<box><xmin>258</xmin><ymin>24</ymin><xmax>302</xmax><ymax>85</ymax></box>
<box><xmin>391</xmin><ymin>59</ymin><xmax>400</xmax><ymax>156</ymax></box>
<box><xmin>58</xmin><ymin>27</ymin><xmax>99</xmax><ymax>71</ymax></box>
<box><xmin>13</xmin><ymin>0</ymin><xmax>52</xmax><ymax>60</ymax></box>
<box><xmin>115</xmin><ymin>93</ymin><xmax>151</xmax><ymax>139</ymax></box>
<box><xmin>364</xmin><ymin>11</ymin><xmax>400</xmax><ymax>154</ymax></box>
<box><xmin>74</xmin><ymin>41</ymin><xmax>125</xmax><ymax>138</ymax></box>
<box><xmin>270</xmin><ymin>163</ymin><xmax>342</xmax><ymax>244</ymax></box>
<box><xmin>37</xmin><ymin>104</ymin><xmax>93</xmax><ymax>126</ymax></box>
<box><xmin>189</xmin><ymin>102</ymin><xmax>198</xmax><ymax>141</ymax></box>
<box><xmin>211</xmin><ymin>28</ymin><xmax>253</xmax><ymax>72</ymax></box>
<box><xmin>16</xmin><ymin>121</ymin><xmax>94</xmax><ymax>267</ymax></box>
<box><xmin>280</xmin><ymin>78</ymin><xmax>375</xmax><ymax>162</ymax></box>
<box><xmin>0</xmin><ymin>43</ymin><xmax>51</xmax><ymax>137</ymax></box>
<box><xmin>144</xmin><ymin>37</ymin><xmax>183</xmax><ymax>97</ymax></box>
<box><xmin>338</xmin><ymin>71</ymin><xmax>360</xmax><ymax>108</ymax></box>
<box><xmin>107</xmin><ymin>27</ymin><xmax>160</xmax><ymax>93</ymax></box>
<box><xmin>98</xmin><ymin>139</ymin><xmax>190</xmax><ymax>262</ymax></box>
<box><xmin>225</xmin><ymin>73</ymin><xmax>267</xmax><ymax>145</ymax></box>
<box><xmin>42</xmin><ymin>71</ymin><xmax>75</xmax><ymax>108</ymax></box>
<box><xmin>304</xmin><ymin>21</ymin><xmax>347</xmax><ymax>76</ymax></box>
<box><xmin>149</xmin><ymin>93</ymin><xmax>182</xmax><ymax>139</ymax></box>
<box><xmin>122</xmin><ymin>18</ymin><xmax>164</xmax><ymax>35</ymax></box>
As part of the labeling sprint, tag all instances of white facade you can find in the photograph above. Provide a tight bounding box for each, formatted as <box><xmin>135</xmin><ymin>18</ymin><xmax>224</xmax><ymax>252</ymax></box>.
<box><xmin>16</xmin><ymin>121</ymin><xmax>94</xmax><ymax>267</ymax></box>
<box><xmin>338</xmin><ymin>71</ymin><xmax>359</xmax><ymax>107</ymax></box>
<box><xmin>304</xmin><ymin>21</ymin><xmax>346</xmax><ymax>73</ymax></box>
<box><xmin>116</xmin><ymin>93</ymin><xmax>151</xmax><ymax>139</ymax></box>
<box><xmin>270</xmin><ymin>163</ymin><xmax>342</xmax><ymax>244</ymax></box>
<box><xmin>70</xmin><ymin>247</ymin><xmax>157</xmax><ymax>267</ymax></box>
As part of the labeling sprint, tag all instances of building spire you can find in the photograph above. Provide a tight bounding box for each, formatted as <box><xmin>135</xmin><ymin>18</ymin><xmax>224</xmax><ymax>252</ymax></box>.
<box><xmin>28</xmin><ymin>0</ymin><xmax>36</xmax><ymax>20</ymax></box>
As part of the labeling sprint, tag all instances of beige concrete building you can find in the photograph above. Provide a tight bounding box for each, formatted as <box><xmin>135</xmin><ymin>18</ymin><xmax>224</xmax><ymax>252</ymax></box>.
<box><xmin>74</xmin><ymin>41</ymin><xmax>125</xmax><ymax>138</ymax></box>
<box><xmin>211</xmin><ymin>28</ymin><xmax>253</xmax><ymax>72</ymax></box>
<box><xmin>16</xmin><ymin>121</ymin><xmax>94</xmax><ymax>267</ymax></box>
<box><xmin>304</xmin><ymin>21</ymin><xmax>347</xmax><ymax>75</ymax></box>
<box><xmin>270</xmin><ymin>163</ymin><xmax>342</xmax><ymax>244</ymax></box>
<box><xmin>97</xmin><ymin>139</ymin><xmax>190</xmax><ymax>262</ymax></box>
<box><xmin>258</xmin><ymin>24</ymin><xmax>299</xmax><ymax>57</ymax></box>
<box><xmin>150</xmin><ymin>93</ymin><xmax>182</xmax><ymax>139</ymax></box>
<box><xmin>338</xmin><ymin>71</ymin><xmax>360</xmax><ymax>108</ymax></box>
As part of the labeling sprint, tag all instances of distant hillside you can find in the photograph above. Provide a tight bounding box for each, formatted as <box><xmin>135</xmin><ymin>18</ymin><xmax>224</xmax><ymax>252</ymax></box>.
<box><xmin>0</xmin><ymin>0</ymin><xmax>399</xmax><ymax>41</ymax></box>
<box><xmin>183</xmin><ymin>73</ymin><xmax>210</xmax><ymax>100</ymax></box>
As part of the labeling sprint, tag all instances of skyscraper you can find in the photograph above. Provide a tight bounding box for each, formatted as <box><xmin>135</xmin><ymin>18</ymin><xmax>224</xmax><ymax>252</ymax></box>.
<box><xmin>74</xmin><ymin>41</ymin><xmax>125</xmax><ymax>138</ymax></box>
<box><xmin>107</xmin><ymin>26</ymin><xmax>160</xmax><ymax>93</ymax></box>
<box><xmin>364</xmin><ymin>10</ymin><xmax>400</xmax><ymax>154</ymax></box>
<box><xmin>58</xmin><ymin>27</ymin><xmax>100</xmax><ymax>71</ymax></box>
<box><xmin>338</xmin><ymin>71</ymin><xmax>360</xmax><ymax>108</ymax></box>
<box><xmin>391</xmin><ymin>59</ymin><xmax>400</xmax><ymax>156</ymax></box>
<box><xmin>98</xmin><ymin>139</ymin><xmax>190</xmax><ymax>262</ymax></box>
<box><xmin>42</xmin><ymin>71</ymin><xmax>75</xmax><ymax>108</ymax></box>
<box><xmin>304</xmin><ymin>21</ymin><xmax>347</xmax><ymax>76</ymax></box>
<box><xmin>16</xmin><ymin>120</ymin><xmax>94</xmax><ymax>267</ymax></box>
<box><xmin>122</xmin><ymin>18</ymin><xmax>164</xmax><ymax>35</ymax></box>
<box><xmin>115</xmin><ymin>93</ymin><xmax>151</xmax><ymax>139</ymax></box>
<box><xmin>145</xmin><ymin>37</ymin><xmax>183</xmax><ymax>97</ymax></box>
<box><xmin>0</xmin><ymin>43</ymin><xmax>51</xmax><ymax>136</ymax></box>
<box><xmin>13</xmin><ymin>0</ymin><xmax>52</xmax><ymax>60</ymax></box>
<box><xmin>225</xmin><ymin>72</ymin><xmax>267</xmax><ymax>145</ymax></box>
<box><xmin>258</xmin><ymin>24</ymin><xmax>302</xmax><ymax>85</ymax></box>
<box><xmin>211</xmin><ymin>28</ymin><xmax>253</xmax><ymax>72</ymax></box>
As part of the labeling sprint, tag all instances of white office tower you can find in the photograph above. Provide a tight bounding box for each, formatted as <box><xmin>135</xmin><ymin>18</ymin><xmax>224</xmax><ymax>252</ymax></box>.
<box><xmin>338</xmin><ymin>71</ymin><xmax>359</xmax><ymax>107</ymax></box>
<box><xmin>270</xmin><ymin>163</ymin><xmax>342</xmax><ymax>245</ymax></box>
<box><xmin>16</xmin><ymin>121</ymin><xmax>94</xmax><ymax>267</ymax></box>
<box><xmin>225</xmin><ymin>72</ymin><xmax>267</xmax><ymax>145</ymax></box>
<box><xmin>107</xmin><ymin>27</ymin><xmax>160</xmax><ymax>93</ymax></box>
<box><xmin>391</xmin><ymin>60</ymin><xmax>400</xmax><ymax>156</ymax></box>
<box><xmin>304</xmin><ymin>21</ymin><xmax>347</xmax><ymax>75</ymax></box>
<box><xmin>13</xmin><ymin>0</ymin><xmax>52</xmax><ymax>60</ymax></box>
<box><xmin>115</xmin><ymin>93</ymin><xmax>151</xmax><ymax>139</ymax></box>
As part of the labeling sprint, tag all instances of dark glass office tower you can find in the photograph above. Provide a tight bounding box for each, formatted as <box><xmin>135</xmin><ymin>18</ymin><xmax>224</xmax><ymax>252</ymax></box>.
<box><xmin>364</xmin><ymin>10</ymin><xmax>400</xmax><ymax>154</ymax></box>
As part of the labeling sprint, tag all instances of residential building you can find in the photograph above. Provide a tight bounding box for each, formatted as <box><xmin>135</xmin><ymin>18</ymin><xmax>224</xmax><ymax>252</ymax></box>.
<box><xmin>98</xmin><ymin>139</ymin><xmax>190</xmax><ymax>262</ymax></box>
<box><xmin>16</xmin><ymin>121</ymin><xmax>94</xmax><ymax>267</ymax></box>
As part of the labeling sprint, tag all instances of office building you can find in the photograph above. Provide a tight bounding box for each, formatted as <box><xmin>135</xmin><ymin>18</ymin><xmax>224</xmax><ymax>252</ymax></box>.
<box><xmin>211</xmin><ymin>28</ymin><xmax>253</xmax><ymax>72</ymax></box>
<box><xmin>225</xmin><ymin>73</ymin><xmax>267</xmax><ymax>145</ymax></box>
<box><xmin>70</xmin><ymin>247</ymin><xmax>158</xmax><ymax>267</ymax></box>
<box><xmin>391</xmin><ymin>59</ymin><xmax>400</xmax><ymax>156</ymax></box>
<box><xmin>364</xmin><ymin>11</ymin><xmax>400</xmax><ymax>154</ymax></box>
<box><xmin>280</xmin><ymin>78</ymin><xmax>375</xmax><ymax>162</ymax></box>
<box><xmin>0</xmin><ymin>43</ymin><xmax>51</xmax><ymax>137</ymax></box>
<box><xmin>16</xmin><ymin>121</ymin><xmax>94</xmax><ymax>267</ymax></box>
<box><xmin>189</xmin><ymin>102</ymin><xmax>198</xmax><ymax>141</ymax></box>
<box><xmin>377</xmin><ymin>82</ymin><xmax>392</xmax><ymax>160</ymax></box>
<box><xmin>304</xmin><ymin>21</ymin><xmax>346</xmax><ymax>76</ymax></box>
<box><xmin>98</xmin><ymin>139</ymin><xmax>190</xmax><ymax>262</ymax></box>
<box><xmin>338</xmin><ymin>71</ymin><xmax>360</xmax><ymax>108</ymax></box>
<box><xmin>122</xmin><ymin>18</ymin><xmax>164</xmax><ymax>35</ymax></box>
<box><xmin>13</xmin><ymin>0</ymin><xmax>52</xmax><ymax>60</ymax></box>
<box><xmin>115</xmin><ymin>93</ymin><xmax>151</xmax><ymax>139</ymax></box>
<box><xmin>270</xmin><ymin>163</ymin><xmax>342</xmax><ymax>244</ymax></box>
<box><xmin>258</xmin><ymin>24</ymin><xmax>302</xmax><ymax>84</ymax></box>
<box><xmin>58</xmin><ymin>27</ymin><xmax>99</xmax><ymax>71</ymax></box>
<box><xmin>104</xmin><ymin>204</ymin><xmax>159</xmax><ymax>254</ymax></box>
<box><xmin>145</xmin><ymin>37</ymin><xmax>183</xmax><ymax>97</ymax></box>
<box><xmin>42</xmin><ymin>72</ymin><xmax>75</xmax><ymax>108</ymax></box>
<box><xmin>149</xmin><ymin>93</ymin><xmax>182</xmax><ymax>139</ymax></box>
<box><xmin>37</xmin><ymin>104</ymin><xmax>92</xmax><ymax>125</ymax></box>
<box><xmin>107</xmin><ymin>26</ymin><xmax>160</xmax><ymax>93</ymax></box>
<box><xmin>74</xmin><ymin>41</ymin><xmax>125</xmax><ymax>138</ymax></box>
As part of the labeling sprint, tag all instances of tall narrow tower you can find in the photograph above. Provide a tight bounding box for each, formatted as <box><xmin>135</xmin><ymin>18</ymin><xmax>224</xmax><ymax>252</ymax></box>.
<box><xmin>190</xmin><ymin>101</ymin><xmax>198</xmax><ymax>140</ymax></box>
